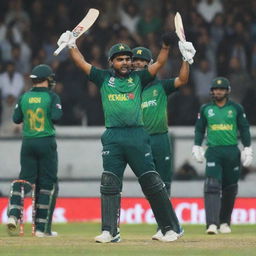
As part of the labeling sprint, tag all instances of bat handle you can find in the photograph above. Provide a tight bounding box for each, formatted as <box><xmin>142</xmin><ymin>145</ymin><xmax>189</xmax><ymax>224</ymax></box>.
<box><xmin>53</xmin><ymin>43</ymin><xmax>67</xmax><ymax>56</ymax></box>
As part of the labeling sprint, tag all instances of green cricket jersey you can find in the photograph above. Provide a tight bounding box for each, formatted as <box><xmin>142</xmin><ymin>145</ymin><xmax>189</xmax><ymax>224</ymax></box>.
<box><xmin>89</xmin><ymin>66</ymin><xmax>154</xmax><ymax>127</ymax></box>
<box><xmin>13</xmin><ymin>87</ymin><xmax>62</xmax><ymax>138</ymax></box>
<box><xmin>141</xmin><ymin>78</ymin><xmax>177</xmax><ymax>135</ymax></box>
<box><xmin>194</xmin><ymin>100</ymin><xmax>251</xmax><ymax>147</ymax></box>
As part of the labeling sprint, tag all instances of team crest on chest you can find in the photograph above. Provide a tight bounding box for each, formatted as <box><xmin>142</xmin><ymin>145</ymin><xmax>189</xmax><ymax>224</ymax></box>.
<box><xmin>153</xmin><ymin>89</ymin><xmax>158</xmax><ymax>97</ymax></box>
<box><xmin>127</xmin><ymin>77</ymin><xmax>135</xmax><ymax>87</ymax></box>
<box><xmin>208</xmin><ymin>109</ymin><xmax>215</xmax><ymax>117</ymax></box>
<box><xmin>108</xmin><ymin>77</ymin><xmax>115</xmax><ymax>87</ymax></box>
<box><xmin>227</xmin><ymin>110</ymin><xmax>233</xmax><ymax>118</ymax></box>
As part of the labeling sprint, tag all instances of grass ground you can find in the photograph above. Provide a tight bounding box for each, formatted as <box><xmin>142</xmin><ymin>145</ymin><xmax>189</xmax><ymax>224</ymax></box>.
<box><xmin>0</xmin><ymin>223</ymin><xmax>256</xmax><ymax>256</ymax></box>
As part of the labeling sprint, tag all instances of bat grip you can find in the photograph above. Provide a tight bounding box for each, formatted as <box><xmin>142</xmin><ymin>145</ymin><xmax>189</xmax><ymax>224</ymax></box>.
<box><xmin>53</xmin><ymin>43</ymin><xmax>67</xmax><ymax>56</ymax></box>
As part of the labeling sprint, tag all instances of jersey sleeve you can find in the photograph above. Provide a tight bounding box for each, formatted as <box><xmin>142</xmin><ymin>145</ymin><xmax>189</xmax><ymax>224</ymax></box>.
<box><xmin>12</xmin><ymin>96</ymin><xmax>23</xmax><ymax>124</ymax></box>
<box><xmin>161</xmin><ymin>79</ymin><xmax>178</xmax><ymax>95</ymax></box>
<box><xmin>88</xmin><ymin>66</ymin><xmax>107</xmax><ymax>88</ymax></box>
<box><xmin>235</xmin><ymin>103</ymin><xmax>251</xmax><ymax>147</ymax></box>
<box><xmin>50</xmin><ymin>93</ymin><xmax>63</xmax><ymax>121</ymax></box>
<box><xmin>194</xmin><ymin>105</ymin><xmax>207</xmax><ymax>145</ymax></box>
<box><xmin>136</xmin><ymin>69</ymin><xmax>155</xmax><ymax>88</ymax></box>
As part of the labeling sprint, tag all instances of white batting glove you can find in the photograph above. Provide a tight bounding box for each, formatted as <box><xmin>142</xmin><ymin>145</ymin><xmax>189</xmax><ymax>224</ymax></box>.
<box><xmin>192</xmin><ymin>145</ymin><xmax>205</xmax><ymax>163</ymax></box>
<box><xmin>241</xmin><ymin>147</ymin><xmax>253</xmax><ymax>167</ymax></box>
<box><xmin>178</xmin><ymin>41</ymin><xmax>196</xmax><ymax>64</ymax></box>
<box><xmin>57</xmin><ymin>31</ymin><xmax>77</xmax><ymax>49</ymax></box>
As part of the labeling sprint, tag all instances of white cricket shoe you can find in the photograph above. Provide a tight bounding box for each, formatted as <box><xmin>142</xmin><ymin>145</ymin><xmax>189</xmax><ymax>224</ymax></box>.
<box><xmin>219</xmin><ymin>223</ymin><xmax>231</xmax><ymax>234</ymax></box>
<box><xmin>152</xmin><ymin>230</ymin><xmax>163</xmax><ymax>240</ymax></box>
<box><xmin>7</xmin><ymin>216</ymin><xmax>17</xmax><ymax>235</ymax></box>
<box><xmin>177</xmin><ymin>227</ymin><xmax>184</xmax><ymax>238</ymax></box>
<box><xmin>206</xmin><ymin>224</ymin><xmax>218</xmax><ymax>235</ymax></box>
<box><xmin>94</xmin><ymin>230</ymin><xmax>121</xmax><ymax>243</ymax></box>
<box><xmin>158</xmin><ymin>230</ymin><xmax>178</xmax><ymax>242</ymax></box>
<box><xmin>35</xmin><ymin>230</ymin><xmax>58</xmax><ymax>237</ymax></box>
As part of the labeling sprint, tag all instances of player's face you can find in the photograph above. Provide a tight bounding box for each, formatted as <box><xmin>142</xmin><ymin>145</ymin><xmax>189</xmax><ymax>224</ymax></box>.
<box><xmin>132</xmin><ymin>58</ymin><xmax>149</xmax><ymax>71</ymax></box>
<box><xmin>112</xmin><ymin>55</ymin><xmax>132</xmax><ymax>76</ymax></box>
<box><xmin>211</xmin><ymin>88</ymin><xmax>228</xmax><ymax>102</ymax></box>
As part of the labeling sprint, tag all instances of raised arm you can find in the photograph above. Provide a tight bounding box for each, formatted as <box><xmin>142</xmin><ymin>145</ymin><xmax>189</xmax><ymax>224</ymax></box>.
<box><xmin>57</xmin><ymin>31</ymin><xmax>92</xmax><ymax>75</ymax></box>
<box><xmin>69</xmin><ymin>47</ymin><xmax>92</xmax><ymax>75</ymax></box>
<box><xmin>148</xmin><ymin>43</ymin><xmax>170</xmax><ymax>77</ymax></box>
<box><xmin>174</xmin><ymin>61</ymin><xmax>189</xmax><ymax>88</ymax></box>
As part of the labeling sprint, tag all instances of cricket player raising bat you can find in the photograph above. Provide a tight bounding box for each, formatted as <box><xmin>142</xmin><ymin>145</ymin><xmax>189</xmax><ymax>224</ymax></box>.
<box><xmin>55</xmin><ymin>11</ymin><xmax>195</xmax><ymax>242</ymax></box>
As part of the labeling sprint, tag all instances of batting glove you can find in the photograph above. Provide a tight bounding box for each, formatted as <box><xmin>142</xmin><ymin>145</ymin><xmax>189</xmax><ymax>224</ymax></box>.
<box><xmin>192</xmin><ymin>145</ymin><xmax>205</xmax><ymax>163</ymax></box>
<box><xmin>241</xmin><ymin>146</ymin><xmax>253</xmax><ymax>167</ymax></box>
<box><xmin>162</xmin><ymin>32</ymin><xmax>175</xmax><ymax>46</ymax></box>
<box><xmin>57</xmin><ymin>31</ymin><xmax>77</xmax><ymax>49</ymax></box>
<box><xmin>178</xmin><ymin>41</ymin><xmax>196</xmax><ymax>64</ymax></box>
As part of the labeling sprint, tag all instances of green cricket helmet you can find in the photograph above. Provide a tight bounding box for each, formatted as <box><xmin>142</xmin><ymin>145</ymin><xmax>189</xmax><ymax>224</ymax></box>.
<box><xmin>210</xmin><ymin>77</ymin><xmax>231</xmax><ymax>99</ymax></box>
<box><xmin>108</xmin><ymin>43</ymin><xmax>133</xmax><ymax>60</ymax></box>
<box><xmin>210</xmin><ymin>77</ymin><xmax>231</xmax><ymax>91</ymax></box>
<box><xmin>132</xmin><ymin>47</ymin><xmax>153</xmax><ymax>63</ymax></box>
<box><xmin>30</xmin><ymin>64</ymin><xmax>56</xmax><ymax>88</ymax></box>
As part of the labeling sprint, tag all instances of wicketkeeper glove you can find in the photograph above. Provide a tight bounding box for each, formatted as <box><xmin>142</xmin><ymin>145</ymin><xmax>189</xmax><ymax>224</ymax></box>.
<box><xmin>57</xmin><ymin>30</ymin><xmax>77</xmax><ymax>49</ymax></box>
<box><xmin>192</xmin><ymin>145</ymin><xmax>205</xmax><ymax>163</ymax></box>
<box><xmin>241</xmin><ymin>146</ymin><xmax>253</xmax><ymax>167</ymax></box>
<box><xmin>178</xmin><ymin>41</ymin><xmax>196</xmax><ymax>64</ymax></box>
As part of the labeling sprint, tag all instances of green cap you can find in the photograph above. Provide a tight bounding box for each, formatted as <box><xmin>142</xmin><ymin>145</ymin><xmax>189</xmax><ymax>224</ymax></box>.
<box><xmin>108</xmin><ymin>43</ymin><xmax>133</xmax><ymax>60</ymax></box>
<box><xmin>30</xmin><ymin>64</ymin><xmax>54</xmax><ymax>79</ymax></box>
<box><xmin>210</xmin><ymin>77</ymin><xmax>230</xmax><ymax>90</ymax></box>
<box><xmin>132</xmin><ymin>47</ymin><xmax>153</xmax><ymax>62</ymax></box>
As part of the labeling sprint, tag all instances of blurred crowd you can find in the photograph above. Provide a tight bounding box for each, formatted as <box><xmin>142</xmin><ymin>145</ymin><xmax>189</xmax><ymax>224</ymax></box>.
<box><xmin>0</xmin><ymin>0</ymin><xmax>256</xmax><ymax>135</ymax></box>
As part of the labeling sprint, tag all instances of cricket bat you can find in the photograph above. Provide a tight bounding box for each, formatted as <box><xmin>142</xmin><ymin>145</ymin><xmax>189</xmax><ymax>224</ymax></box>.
<box><xmin>54</xmin><ymin>8</ymin><xmax>99</xmax><ymax>56</ymax></box>
<box><xmin>174</xmin><ymin>12</ymin><xmax>186</xmax><ymax>42</ymax></box>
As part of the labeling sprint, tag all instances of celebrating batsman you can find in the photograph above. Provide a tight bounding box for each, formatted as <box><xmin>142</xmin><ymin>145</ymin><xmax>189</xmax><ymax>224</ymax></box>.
<box><xmin>192</xmin><ymin>77</ymin><xmax>253</xmax><ymax>234</ymax></box>
<box><xmin>7</xmin><ymin>64</ymin><xmax>62</xmax><ymax>237</ymax></box>
<box><xmin>56</xmin><ymin>27</ymin><xmax>194</xmax><ymax>242</ymax></box>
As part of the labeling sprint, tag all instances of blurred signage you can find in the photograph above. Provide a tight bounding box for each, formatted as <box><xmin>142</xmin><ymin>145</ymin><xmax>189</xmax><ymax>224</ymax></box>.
<box><xmin>1</xmin><ymin>197</ymin><xmax>256</xmax><ymax>224</ymax></box>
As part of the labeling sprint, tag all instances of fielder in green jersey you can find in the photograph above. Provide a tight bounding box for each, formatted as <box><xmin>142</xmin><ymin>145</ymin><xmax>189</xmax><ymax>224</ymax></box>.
<box><xmin>192</xmin><ymin>77</ymin><xmax>253</xmax><ymax>235</ymax></box>
<box><xmin>7</xmin><ymin>64</ymin><xmax>62</xmax><ymax>237</ymax></box>
<box><xmin>57</xmin><ymin>30</ymin><xmax>186</xmax><ymax>243</ymax></box>
<box><xmin>132</xmin><ymin>43</ymin><xmax>194</xmax><ymax>241</ymax></box>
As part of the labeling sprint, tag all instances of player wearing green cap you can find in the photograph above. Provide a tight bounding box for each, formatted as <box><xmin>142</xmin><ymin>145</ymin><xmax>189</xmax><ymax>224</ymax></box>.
<box><xmin>56</xmin><ymin>30</ymin><xmax>195</xmax><ymax>242</ymax></box>
<box><xmin>7</xmin><ymin>64</ymin><xmax>62</xmax><ymax>237</ymax></box>
<box><xmin>132</xmin><ymin>44</ymin><xmax>194</xmax><ymax>240</ymax></box>
<box><xmin>192</xmin><ymin>77</ymin><xmax>253</xmax><ymax>235</ymax></box>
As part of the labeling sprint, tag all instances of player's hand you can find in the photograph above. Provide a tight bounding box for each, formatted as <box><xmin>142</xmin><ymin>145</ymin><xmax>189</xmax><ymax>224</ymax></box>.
<box><xmin>178</xmin><ymin>41</ymin><xmax>196</xmax><ymax>64</ymax></box>
<box><xmin>192</xmin><ymin>145</ymin><xmax>205</xmax><ymax>163</ymax></box>
<box><xmin>241</xmin><ymin>146</ymin><xmax>253</xmax><ymax>167</ymax></box>
<box><xmin>57</xmin><ymin>31</ymin><xmax>76</xmax><ymax>49</ymax></box>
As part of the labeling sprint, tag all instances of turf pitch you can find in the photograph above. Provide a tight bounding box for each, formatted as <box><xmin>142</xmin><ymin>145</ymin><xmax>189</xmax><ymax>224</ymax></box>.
<box><xmin>0</xmin><ymin>223</ymin><xmax>256</xmax><ymax>256</ymax></box>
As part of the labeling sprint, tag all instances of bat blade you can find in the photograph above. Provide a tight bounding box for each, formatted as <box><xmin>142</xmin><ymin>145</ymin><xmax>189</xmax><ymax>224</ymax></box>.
<box><xmin>54</xmin><ymin>8</ymin><xmax>99</xmax><ymax>56</ymax></box>
<box><xmin>174</xmin><ymin>12</ymin><xmax>186</xmax><ymax>42</ymax></box>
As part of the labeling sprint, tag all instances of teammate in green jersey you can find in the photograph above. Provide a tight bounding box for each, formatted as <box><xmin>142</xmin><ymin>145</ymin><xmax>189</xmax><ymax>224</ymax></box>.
<box><xmin>7</xmin><ymin>64</ymin><xmax>63</xmax><ymax>237</ymax></box>
<box><xmin>56</xmin><ymin>30</ymin><xmax>195</xmax><ymax>243</ymax></box>
<box><xmin>132</xmin><ymin>43</ymin><xmax>194</xmax><ymax>240</ymax></box>
<box><xmin>192</xmin><ymin>77</ymin><xmax>253</xmax><ymax>235</ymax></box>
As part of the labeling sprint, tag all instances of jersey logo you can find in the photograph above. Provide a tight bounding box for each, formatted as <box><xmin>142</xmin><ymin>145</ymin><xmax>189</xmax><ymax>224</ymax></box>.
<box><xmin>127</xmin><ymin>77</ymin><xmax>135</xmax><ymax>87</ymax></box>
<box><xmin>108</xmin><ymin>77</ymin><xmax>115</xmax><ymax>87</ymax></box>
<box><xmin>56</xmin><ymin>104</ymin><xmax>62</xmax><ymax>109</ymax></box>
<box><xmin>208</xmin><ymin>109</ymin><xmax>215</xmax><ymax>117</ymax></box>
<box><xmin>227</xmin><ymin>110</ymin><xmax>233</xmax><ymax>118</ymax></box>
<box><xmin>153</xmin><ymin>89</ymin><xmax>158</xmax><ymax>97</ymax></box>
<box><xmin>210</xmin><ymin>124</ymin><xmax>233</xmax><ymax>131</ymax></box>
<box><xmin>207</xmin><ymin>162</ymin><xmax>215</xmax><ymax>167</ymax></box>
<box><xmin>141</xmin><ymin>100</ymin><xmax>157</xmax><ymax>109</ymax></box>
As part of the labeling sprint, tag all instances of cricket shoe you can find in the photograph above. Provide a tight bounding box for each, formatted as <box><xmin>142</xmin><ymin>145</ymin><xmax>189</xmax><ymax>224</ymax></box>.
<box><xmin>7</xmin><ymin>216</ymin><xmax>18</xmax><ymax>235</ymax></box>
<box><xmin>35</xmin><ymin>230</ymin><xmax>58</xmax><ymax>237</ymax></box>
<box><xmin>157</xmin><ymin>230</ymin><xmax>178</xmax><ymax>242</ymax></box>
<box><xmin>206</xmin><ymin>224</ymin><xmax>218</xmax><ymax>235</ymax></box>
<box><xmin>219</xmin><ymin>223</ymin><xmax>231</xmax><ymax>234</ymax></box>
<box><xmin>94</xmin><ymin>231</ymin><xmax>121</xmax><ymax>243</ymax></box>
<box><xmin>152</xmin><ymin>230</ymin><xmax>163</xmax><ymax>240</ymax></box>
<box><xmin>177</xmin><ymin>226</ymin><xmax>184</xmax><ymax>238</ymax></box>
